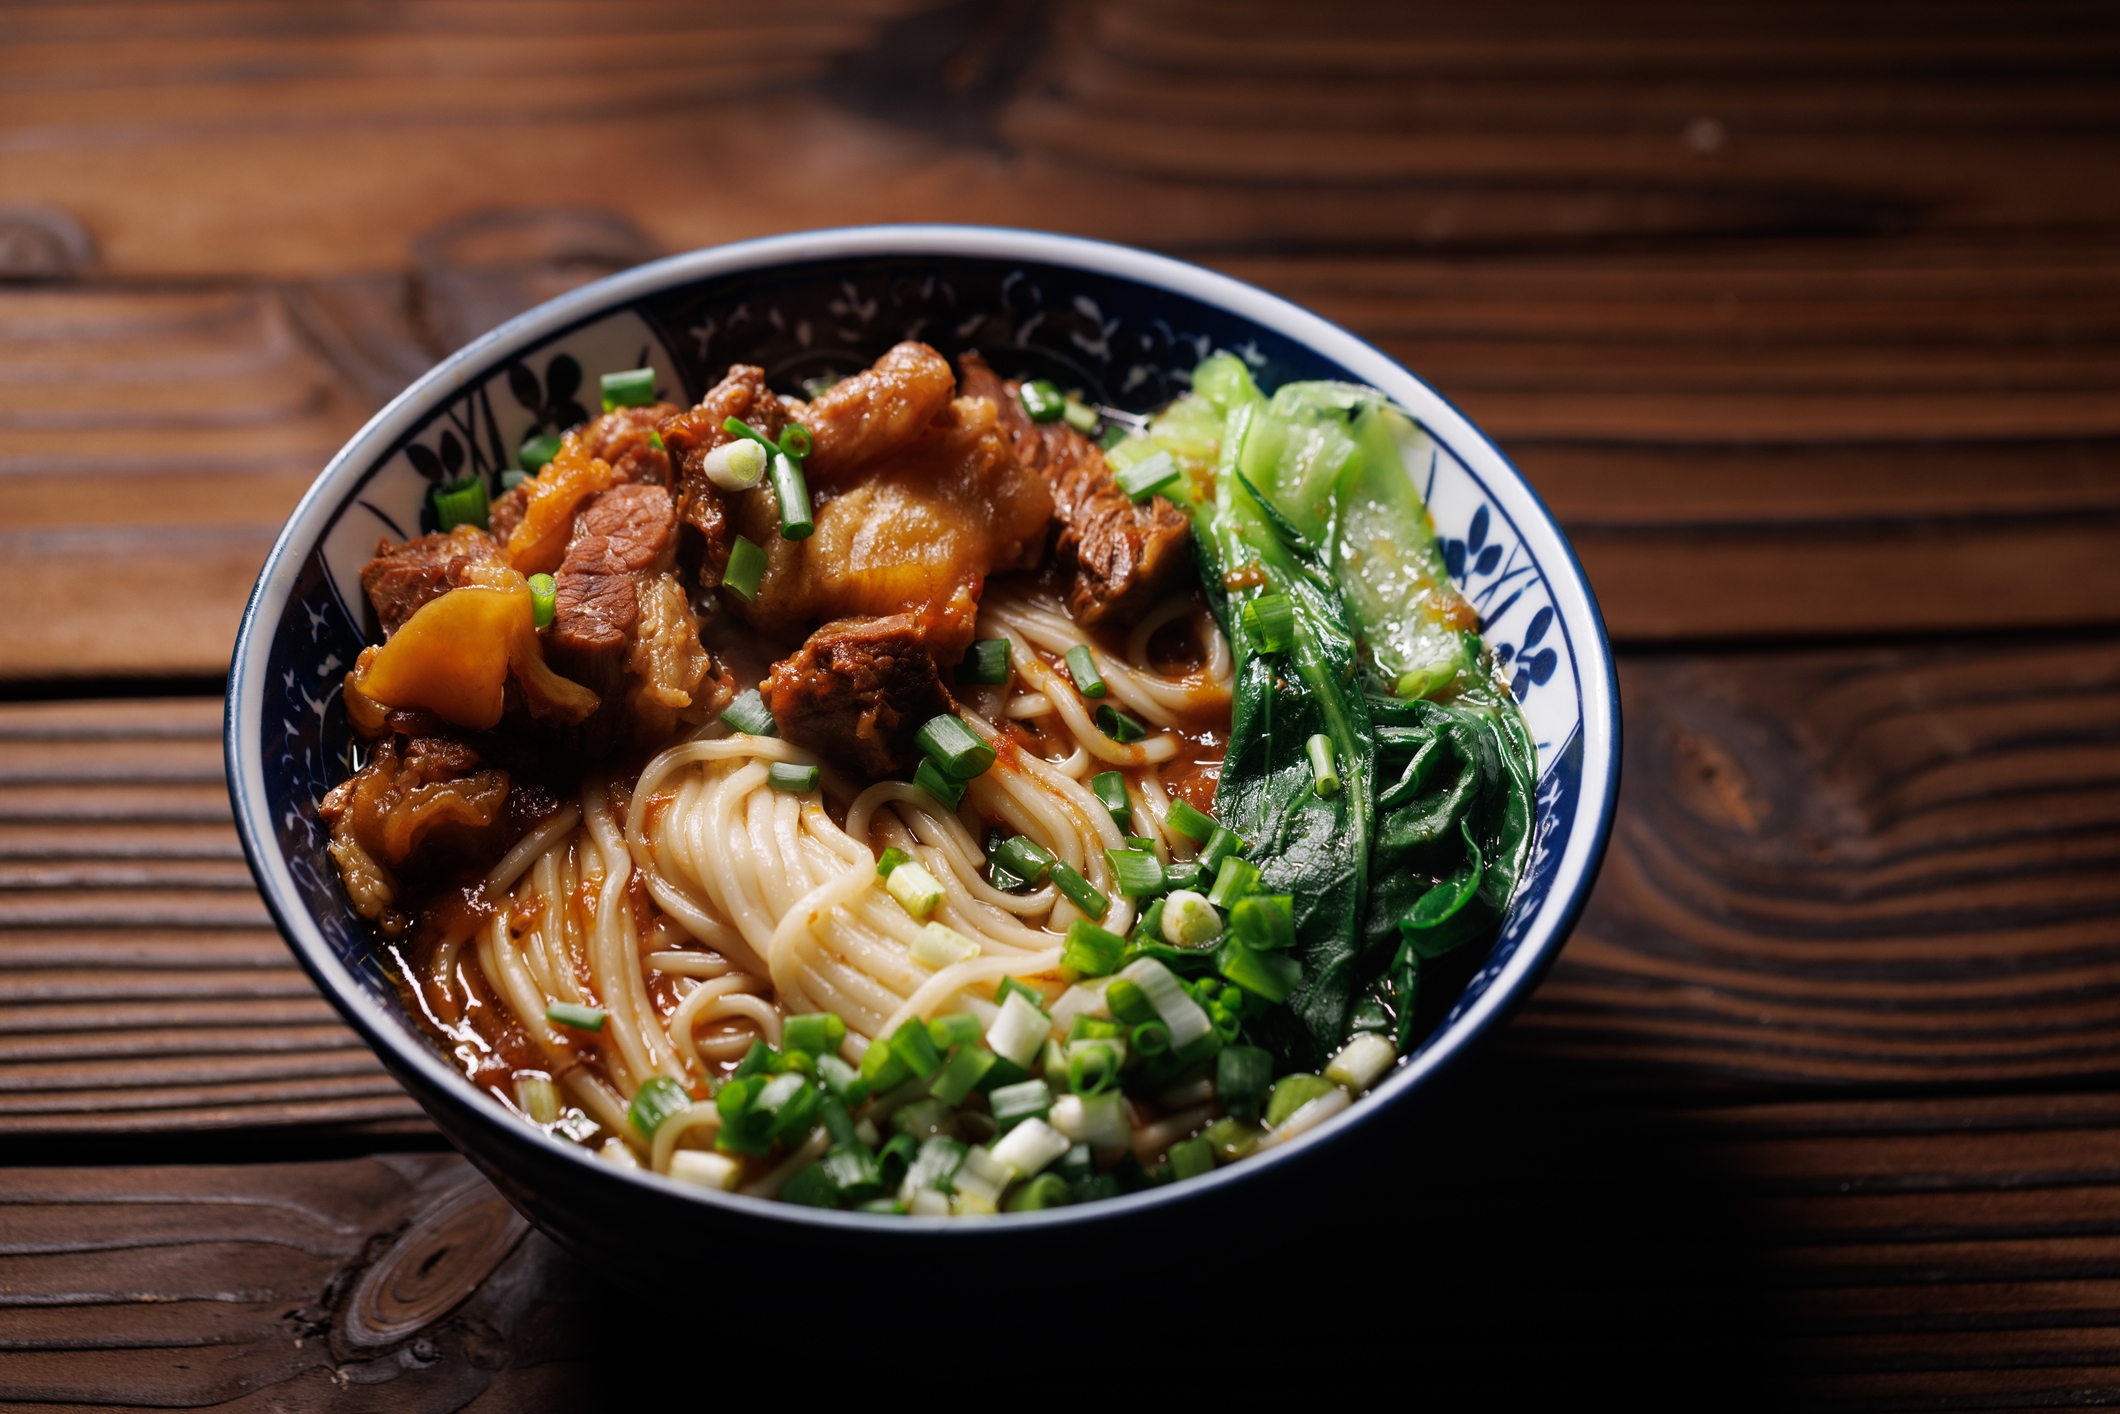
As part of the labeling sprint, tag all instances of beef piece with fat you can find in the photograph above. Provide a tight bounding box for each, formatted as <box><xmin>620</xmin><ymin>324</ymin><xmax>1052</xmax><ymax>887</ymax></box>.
<box><xmin>762</xmin><ymin>614</ymin><xmax>954</xmax><ymax>777</ymax></box>
<box><xmin>545</xmin><ymin>482</ymin><xmax>681</xmax><ymax>708</ymax></box>
<box><xmin>359</xmin><ymin>525</ymin><xmax>507</xmax><ymax>638</ymax></box>
<box><xmin>962</xmin><ymin>352</ymin><xmax>1191</xmax><ymax>627</ymax></box>
<box><xmin>658</xmin><ymin>365</ymin><xmax>793</xmax><ymax>586</ymax></box>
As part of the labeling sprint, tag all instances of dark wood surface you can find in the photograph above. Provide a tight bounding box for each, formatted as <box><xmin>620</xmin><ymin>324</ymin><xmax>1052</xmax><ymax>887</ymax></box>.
<box><xmin>2</xmin><ymin>1</ymin><xmax>2117</xmax><ymax>1406</ymax></box>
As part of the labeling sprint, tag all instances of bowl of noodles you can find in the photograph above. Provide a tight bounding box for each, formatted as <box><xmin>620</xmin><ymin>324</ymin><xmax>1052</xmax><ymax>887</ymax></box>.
<box><xmin>227</xmin><ymin>225</ymin><xmax>1618</xmax><ymax>1269</ymax></box>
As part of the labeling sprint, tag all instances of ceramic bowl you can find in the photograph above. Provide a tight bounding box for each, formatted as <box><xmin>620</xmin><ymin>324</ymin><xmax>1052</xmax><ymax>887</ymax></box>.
<box><xmin>226</xmin><ymin>225</ymin><xmax>1620</xmax><ymax>1275</ymax></box>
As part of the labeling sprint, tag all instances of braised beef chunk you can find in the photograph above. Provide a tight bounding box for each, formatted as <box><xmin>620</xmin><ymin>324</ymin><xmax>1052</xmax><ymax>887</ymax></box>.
<box><xmin>359</xmin><ymin>526</ymin><xmax>507</xmax><ymax>638</ymax></box>
<box><xmin>763</xmin><ymin>614</ymin><xmax>954</xmax><ymax>777</ymax></box>
<box><xmin>579</xmin><ymin>402</ymin><xmax>679</xmax><ymax>485</ymax></box>
<box><xmin>658</xmin><ymin>365</ymin><xmax>792</xmax><ymax>586</ymax></box>
<box><xmin>487</xmin><ymin>482</ymin><xmax>531</xmax><ymax>544</ymax></box>
<box><xmin>317</xmin><ymin>734</ymin><xmax>513</xmax><ymax>934</ymax></box>
<box><xmin>963</xmin><ymin>352</ymin><xmax>1192</xmax><ymax>627</ymax></box>
<box><xmin>545</xmin><ymin>483</ymin><xmax>680</xmax><ymax>706</ymax></box>
<box><xmin>798</xmin><ymin>342</ymin><xmax>957</xmax><ymax>484</ymax></box>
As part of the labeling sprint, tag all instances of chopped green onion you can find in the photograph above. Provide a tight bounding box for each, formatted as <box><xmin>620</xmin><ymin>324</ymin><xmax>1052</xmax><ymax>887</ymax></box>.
<box><xmin>1325</xmin><ymin>1032</ymin><xmax>1398</xmax><ymax>1092</ymax></box>
<box><xmin>760</xmin><ymin>1074</ymin><xmax>818</xmax><ymax>1143</ymax></box>
<box><xmin>1019</xmin><ymin>379</ymin><xmax>1065</xmax><ymax>422</ymax></box>
<box><xmin>1230</xmin><ymin>893</ymin><xmax>1295</xmax><ymax>950</ymax></box>
<box><xmin>1207</xmin><ymin>856</ymin><xmax>1262</xmax><ymax>909</ymax></box>
<box><xmin>1050</xmin><ymin>862</ymin><xmax>1109</xmax><ymax>920</ymax></box>
<box><xmin>1198</xmin><ymin>826</ymin><xmax>1247</xmax><ymax>879</ymax></box>
<box><xmin>1218</xmin><ymin>940</ymin><xmax>1300</xmax><ymax>1004</ymax></box>
<box><xmin>528</xmin><ymin>573</ymin><xmax>556</xmax><ymax>629</ymax></box>
<box><xmin>770</xmin><ymin>453</ymin><xmax>813</xmax><ymax>541</ymax></box>
<box><xmin>1216</xmin><ymin>1046</ymin><xmax>1274</xmax><ymax>1121</ymax></box>
<box><xmin>1049</xmin><ymin>1090</ymin><xmax>1131</xmax><ymax>1147</ymax></box>
<box><xmin>885</xmin><ymin>858</ymin><xmax>945</xmax><ymax>919</ymax></box>
<box><xmin>1200</xmin><ymin>1117</ymin><xmax>1261</xmax><ymax>1163</ymax></box>
<box><xmin>628</xmin><ymin>1075</ymin><xmax>690</xmax><ymax>1139</ymax></box>
<box><xmin>513</xmin><ymin>1074</ymin><xmax>560</xmax><ymax>1124</ymax></box>
<box><xmin>1067</xmin><ymin>1039</ymin><xmax>1124</xmax><ymax>1095</ymax></box>
<box><xmin>1306</xmin><ymin>732</ymin><xmax>1341</xmax><ymax>798</ymax></box>
<box><xmin>779</xmin><ymin>423</ymin><xmax>813</xmax><ymax>460</ymax></box>
<box><xmin>1118</xmin><ymin>957</ymin><xmax>1215</xmax><ymax>1050</ymax></box>
<box><xmin>962</xmin><ymin>638</ymin><xmax>1011</xmax><ymax>685</ymax></box>
<box><xmin>1096</xmin><ymin>704</ymin><xmax>1147</xmax><ymax>743</ymax></box>
<box><xmin>1161</xmin><ymin>861</ymin><xmax>1203</xmax><ymax>894</ymax></box>
<box><xmin>876</xmin><ymin>846</ymin><xmax>911</xmax><ymax>878</ymax></box>
<box><xmin>995</xmin><ymin>976</ymin><xmax>1047</xmax><ymax>1012</ymax></box>
<box><xmin>985</xmin><ymin>990</ymin><xmax>1051</xmax><ymax>1068</ymax></box>
<box><xmin>928</xmin><ymin>1012</ymin><xmax>983</xmax><ymax>1051</ymax></box>
<box><xmin>1090</xmin><ymin>771</ymin><xmax>1131</xmax><ymax>829</ymax></box>
<box><xmin>989</xmin><ymin>1078</ymin><xmax>1053</xmax><ymax>1132</ymax></box>
<box><xmin>720</xmin><ymin>688</ymin><xmax>778</xmax><ymax>737</ymax></box>
<box><xmin>1099</xmin><ymin>423</ymin><xmax>1128</xmax><ymax>450</ymax></box>
<box><xmin>783</xmin><ymin>1011</ymin><xmax>846</xmax><ymax>1058</ymax></box>
<box><xmin>1061</xmin><ymin>398</ymin><xmax>1100</xmax><ymax>434</ymax></box>
<box><xmin>1132</xmin><ymin>897</ymin><xmax>1167</xmax><ymax>944</ymax></box>
<box><xmin>1059</xmin><ymin>918</ymin><xmax>1126</xmax><ymax>978</ymax></box>
<box><xmin>990</xmin><ymin>1116</ymin><xmax>1072</xmax><ymax>1177</ymax></box>
<box><xmin>891</xmin><ymin>1097</ymin><xmax>954</xmax><ymax>1142</ymax></box>
<box><xmin>647</xmin><ymin>430</ymin><xmax>665</xmax><ymax>450</ymax></box>
<box><xmin>859</xmin><ymin>1036</ymin><xmax>910</xmax><ymax>1091</ymax></box>
<box><xmin>992</xmin><ymin>834</ymin><xmax>1055</xmax><ymax>886</ymax></box>
<box><xmin>1165</xmin><ymin>798</ymin><xmax>1217</xmax><ymax>847</ymax></box>
<box><xmin>700</xmin><ymin>439</ymin><xmax>767</xmax><ymax>491</ymax></box>
<box><xmin>1068</xmin><ymin>1013</ymin><xmax>1124</xmax><ymax>1042</ymax></box>
<box><xmin>887</xmin><ymin>1017</ymin><xmax>944</xmax><ymax>1077</ymax></box>
<box><xmin>901</xmin><ymin>1135</ymin><xmax>968</xmax><ymax>1203</ymax></box>
<box><xmin>668</xmin><ymin>1149</ymin><xmax>743</xmax><ymax>1191</ymax></box>
<box><xmin>1161</xmin><ymin>889</ymin><xmax>1221</xmax><ymax>948</ymax></box>
<box><xmin>819</xmin><ymin>1144</ymin><xmax>885</xmax><ymax>1202</ymax></box>
<box><xmin>1168</xmin><ymin>1136</ymin><xmax>1216</xmax><ymax>1180</ymax></box>
<box><xmin>600</xmin><ymin>367</ymin><xmax>656</xmax><ymax>411</ymax></box>
<box><xmin>816</xmin><ymin>1053</ymin><xmax>870</xmax><ymax>1106</ymax></box>
<box><xmin>730</xmin><ymin>1039</ymin><xmax>779</xmax><ymax>1081</ymax></box>
<box><xmin>1106</xmin><ymin>978</ymin><xmax>1156</xmax><ymax>1025</ymax></box>
<box><xmin>915</xmin><ymin>714</ymin><xmax>995</xmax><ymax>780</ymax></box>
<box><xmin>500</xmin><ymin>468</ymin><xmax>529</xmax><ymax>491</ymax></box>
<box><xmin>1008</xmin><ymin>1173</ymin><xmax>1072</xmax><ymax>1210</ymax></box>
<box><xmin>1241</xmin><ymin>593</ymin><xmax>1294</xmax><ymax>653</ymax></box>
<box><xmin>1266</xmin><ymin>1073</ymin><xmax>1339</xmax><ymax>1128</ymax></box>
<box><xmin>433</xmin><ymin>476</ymin><xmax>488</xmax><ymax>532</ymax></box>
<box><xmin>519</xmin><ymin>433</ymin><xmax>562</xmax><ymax>474</ymax></box>
<box><xmin>928</xmin><ymin>1043</ymin><xmax>998</xmax><ymax>1106</ymax></box>
<box><xmin>1064</xmin><ymin>644</ymin><xmax>1107</xmax><ymax>699</ymax></box>
<box><xmin>876</xmin><ymin>1131</ymin><xmax>920</xmax><ymax>1186</ymax></box>
<box><xmin>911</xmin><ymin>921</ymin><xmax>980</xmax><ymax>969</ymax></box>
<box><xmin>913</xmin><ymin>757</ymin><xmax>967</xmax><ymax>810</ymax></box>
<box><xmin>722</xmin><ymin>534</ymin><xmax>766</xmax><ymax>602</ymax></box>
<box><xmin>768</xmin><ymin>761</ymin><xmax>819</xmax><ymax>793</ymax></box>
<box><xmin>1104</xmin><ymin>846</ymin><xmax>1166</xmax><ymax>898</ymax></box>
<box><xmin>546</xmin><ymin>1002</ymin><xmax>606</xmax><ymax>1032</ymax></box>
<box><xmin>1115</xmin><ymin>449</ymin><xmax>1180</xmax><ymax>502</ymax></box>
<box><xmin>1132</xmin><ymin>1020</ymin><xmax>1171</xmax><ymax>1055</ymax></box>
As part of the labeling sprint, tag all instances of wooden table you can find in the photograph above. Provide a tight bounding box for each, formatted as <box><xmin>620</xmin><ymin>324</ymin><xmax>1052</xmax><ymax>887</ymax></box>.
<box><xmin>3</xmin><ymin>2</ymin><xmax>2116</xmax><ymax>1405</ymax></box>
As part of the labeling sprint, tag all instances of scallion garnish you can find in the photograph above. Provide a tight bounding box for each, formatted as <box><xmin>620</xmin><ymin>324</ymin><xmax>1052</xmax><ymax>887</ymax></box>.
<box><xmin>1019</xmin><ymin>379</ymin><xmax>1066</xmax><ymax>422</ymax></box>
<box><xmin>1266</xmin><ymin>1073</ymin><xmax>1339</xmax><ymax>1128</ymax></box>
<box><xmin>1096</xmin><ymin>704</ymin><xmax>1147</xmax><ymax>743</ymax></box>
<box><xmin>768</xmin><ymin>761</ymin><xmax>819</xmax><ymax>793</ymax></box>
<box><xmin>1008</xmin><ymin>1173</ymin><xmax>1072</xmax><ymax>1211</ymax></box>
<box><xmin>546</xmin><ymin>1001</ymin><xmax>606</xmax><ymax>1032</ymax></box>
<box><xmin>859</xmin><ymin>1036</ymin><xmax>911</xmax><ymax>1092</ymax></box>
<box><xmin>927</xmin><ymin>1012</ymin><xmax>983</xmax><ymax>1051</ymax></box>
<box><xmin>1306</xmin><ymin>732</ymin><xmax>1340</xmax><ymax>798</ymax></box>
<box><xmin>992</xmin><ymin>834</ymin><xmax>1055</xmax><ymax>886</ymax></box>
<box><xmin>1197</xmin><ymin>825</ymin><xmax>1247</xmax><ymax>877</ymax></box>
<box><xmin>1161</xmin><ymin>889</ymin><xmax>1221</xmax><ymax>948</ymax></box>
<box><xmin>722</xmin><ymin>534</ymin><xmax>766</xmax><ymax>602</ymax></box>
<box><xmin>720</xmin><ymin>688</ymin><xmax>778</xmax><ymax>737</ymax></box>
<box><xmin>915</xmin><ymin>714</ymin><xmax>996</xmax><ymax>780</ymax></box>
<box><xmin>601</xmin><ymin>367</ymin><xmax>656</xmax><ymax>411</ymax></box>
<box><xmin>514</xmin><ymin>1074</ymin><xmax>560</xmax><ymax>1124</ymax></box>
<box><xmin>1207</xmin><ymin>856</ymin><xmax>1262</xmax><ymax>909</ymax></box>
<box><xmin>1050</xmin><ymin>861</ymin><xmax>1109</xmax><ymax>919</ymax></box>
<box><xmin>700</xmin><ymin>439</ymin><xmax>767</xmax><ymax>491</ymax></box>
<box><xmin>1118</xmin><ymin>956</ymin><xmax>1215</xmax><ymax>1050</ymax></box>
<box><xmin>1106</xmin><ymin>977</ymin><xmax>1155</xmax><ymax>1025</ymax></box>
<box><xmin>1104</xmin><ymin>846</ymin><xmax>1166</xmax><ymax>898</ymax></box>
<box><xmin>721</xmin><ymin>415</ymin><xmax>816</xmax><ymax>541</ymax></box>
<box><xmin>815</xmin><ymin>1053</ymin><xmax>869</xmax><ymax>1106</ymax></box>
<box><xmin>500</xmin><ymin>469</ymin><xmax>529</xmax><ymax>491</ymax></box>
<box><xmin>1067</xmin><ymin>1039</ymin><xmax>1123</xmax><ymax>1095</ymax></box>
<box><xmin>1165</xmin><ymin>798</ymin><xmax>1217</xmax><ymax>846</ymax></box>
<box><xmin>1115</xmin><ymin>449</ymin><xmax>1180</xmax><ymax>502</ymax></box>
<box><xmin>876</xmin><ymin>846</ymin><xmax>911</xmax><ymax>878</ymax></box>
<box><xmin>1230</xmin><ymin>893</ymin><xmax>1295</xmax><ymax>950</ymax></box>
<box><xmin>1133</xmin><ymin>896</ymin><xmax>1167</xmax><ymax>945</ymax></box>
<box><xmin>1064</xmin><ymin>644</ymin><xmax>1107</xmax><ymax>699</ymax></box>
<box><xmin>528</xmin><ymin>572</ymin><xmax>556</xmax><ymax>629</ymax></box>
<box><xmin>961</xmin><ymin>637</ymin><xmax>1011</xmax><ymax>685</ymax></box>
<box><xmin>1062</xmin><ymin>398</ymin><xmax>1100</xmax><ymax>434</ymax></box>
<box><xmin>885</xmin><ymin>858</ymin><xmax>945</xmax><ymax>919</ymax></box>
<box><xmin>927</xmin><ymin>1043</ymin><xmax>996</xmax><ymax>1105</ymax></box>
<box><xmin>989</xmin><ymin>1078</ymin><xmax>1056</xmax><ymax>1135</ymax></box>
<box><xmin>627</xmin><ymin>1074</ymin><xmax>690</xmax><ymax>1139</ymax></box>
<box><xmin>433</xmin><ymin>476</ymin><xmax>488</xmax><ymax>532</ymax></box>
<box><xmin>985</xmin><ymin>990</ymin><xmax>1051</xmax><ymax>1068</ymax></box>
<box><xmin>1324</xmin><ymin>1032</ymin><xmax>1398</xmax><ymax>1092</ymax></box>
<box><xmin>1218</xmin><ymin>939</ymin><xmax>1299</xmax><ymax>1004</ymax></box>
<box><xmin>1241</xmin><ymin>593</ymin><xmax>1295</xmax><ymax>653</ymax></box>
<box><xmin>1168</xmin><ymin>1136</ymin><xmax>1216</xmax><ymax>1180</ymax></box>
<box><xmin>783</xmin><ymin>1011</ymin><xmax>846</xmax><ymax>1058</ymax></box>
<box><xmin>1090</xmin><ymin>771</ymin><xmax>1131</xmax><ymax>829</ymax></box>
<box><xmin>1059</xmin><ymin>917</ymin><xmax>1125</xmax><ymax>978</ymax></box>
<box><xmin>519</xmin><ymin>433</ymin><xmax>562</xmax><ymax>474</ymax></box>
<box><xmin>913</xmin><ymin>757</ymin><xmax>967</xmax><ymax>810</ymax></box>
<box><xmin>1132</xmin><ymin>1020</ymin><xmax>1171</xmax><ymax>1055</ymax></box>
<box><xmin>887</xmin><ymin>1017</ymin><xmax>945</xmax><ymax>1078</ymax></box>
<box><xmin>911</xmin><ymin>921</ymin><xmax>980</xmax><ymax>969</ymax></box>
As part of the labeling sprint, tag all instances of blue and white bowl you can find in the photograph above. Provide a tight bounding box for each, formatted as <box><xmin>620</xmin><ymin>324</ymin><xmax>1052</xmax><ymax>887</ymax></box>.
<box><xmin>226</xmin><ymin>226</ymin><xmax>1620</xmax><ymax>1271</ymax></box>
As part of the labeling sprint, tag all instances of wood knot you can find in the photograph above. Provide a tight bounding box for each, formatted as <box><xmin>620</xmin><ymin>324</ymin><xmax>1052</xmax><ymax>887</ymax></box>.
<box><xmin>337</xmin><ymin>1181</ymin><xmax>528</xmax><ymax>1353</ymax></box>
<box><xmin>1668</xmin><ymin>726</ymin><xmax>1766</xmax><ymax>833</ymax></box>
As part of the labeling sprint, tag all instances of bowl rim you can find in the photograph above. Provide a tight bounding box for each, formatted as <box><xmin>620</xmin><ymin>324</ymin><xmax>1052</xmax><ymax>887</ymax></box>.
<box><xmin>227</xmin><ymin>222</ymin><xmax>1620</xmax><ymax>1232</ymax></box>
